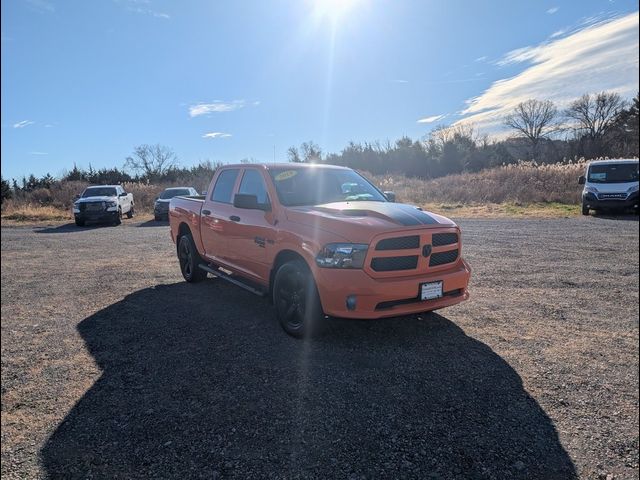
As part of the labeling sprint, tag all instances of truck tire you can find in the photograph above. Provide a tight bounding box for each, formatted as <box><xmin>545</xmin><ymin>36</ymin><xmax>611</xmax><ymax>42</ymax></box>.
<box><xmin>581</xmin><ymin>202</ymin><xmax>590</xmax><ymax>216</ymax></box>
<box><xmin>178</xmin><ymin>234</ymin><xmax>207</xmax><ymax>283</ymax></box>
<box><xmin>114</xmin><ymin>208</ymin><xmax>122</xmax><ymax>225</ymax></box>
<box><xmin>273</xmin><ymin>259</ymin><xmax>323</xmax><ymax>338</ymax></box>
<box><xmin>126</xmin><ymin>206</ymin><xmax>134</xmax><ymax>219</ymax></box>
<box><xmin>75</xmin><ymin>218</ymin><xmax>85</xmax><ymax>227</ymax></box>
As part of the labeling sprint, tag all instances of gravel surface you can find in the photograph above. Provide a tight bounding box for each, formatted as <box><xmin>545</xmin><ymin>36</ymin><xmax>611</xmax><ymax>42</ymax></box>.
<box><xmin>1</xmin><ymin>216</ymin><xmax>638</xmax><ymax>479</ymax></box>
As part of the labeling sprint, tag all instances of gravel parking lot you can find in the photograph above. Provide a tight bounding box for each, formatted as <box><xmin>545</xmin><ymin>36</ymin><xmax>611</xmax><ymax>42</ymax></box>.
<box><xmin>1</xmin><ymin>216</ymin><xmax>638</xmax><ymax>479</ymax></box>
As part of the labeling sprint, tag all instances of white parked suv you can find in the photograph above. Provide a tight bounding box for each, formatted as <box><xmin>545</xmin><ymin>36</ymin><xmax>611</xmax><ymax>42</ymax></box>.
<box><xmin>73</xmin><ymin>185</ymin><xmax>135</xmax><ymax>226</ymax></box>
<box><xmin>578</xmin><ymin>159</ymin><xmax>639</xmax><ymax>215</ymax></box>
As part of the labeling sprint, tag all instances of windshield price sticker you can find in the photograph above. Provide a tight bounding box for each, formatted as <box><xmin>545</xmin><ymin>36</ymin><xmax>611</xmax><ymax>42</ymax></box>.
<box><xmin>274</xmin><ymin>170</ymin><xmax>297</xmax><ymax>181</ymax></box>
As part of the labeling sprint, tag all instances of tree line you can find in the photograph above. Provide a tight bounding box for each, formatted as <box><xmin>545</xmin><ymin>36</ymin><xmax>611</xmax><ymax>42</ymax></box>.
<box><xmin>2</xmin><ymin>91</ymin><xmax>638</xmax><ymax>205</ymax></box>
<box><xmin>287</xmin><ymin>91</ymin><xmax>639</xmax><ymax>177</ymax></box>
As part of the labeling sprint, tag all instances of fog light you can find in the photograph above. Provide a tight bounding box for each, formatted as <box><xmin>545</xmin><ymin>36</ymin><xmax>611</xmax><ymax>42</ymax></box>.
<box><xmin>346</xmin><ymin>295</ymin><xmax>357</xmax><ymax>311</ymax></box>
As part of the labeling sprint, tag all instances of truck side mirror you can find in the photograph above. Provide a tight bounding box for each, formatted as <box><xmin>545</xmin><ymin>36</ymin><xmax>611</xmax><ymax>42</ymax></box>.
<box><xmin>74</xmin><ymin>194</ymin><xmax>80</xmax><ymax>200</ymax></box>
<box><xmin>119</xmin><ymin>192</ymin><xmax>127</xmax><ymax>197</ymax></box>
<box><xmin>233</xmin><ymin>193</ymin><xmax>270</xmax><ymax>211</ymax></box>
<box><xmin>383</xmin><ymin>191</ymin><xmax>396</xmax><ymax>202</ymax></box>
<box><xmin>578</xmin><ymin>176</ymin><xmax>586</xmax><ymax>185</ymax></box>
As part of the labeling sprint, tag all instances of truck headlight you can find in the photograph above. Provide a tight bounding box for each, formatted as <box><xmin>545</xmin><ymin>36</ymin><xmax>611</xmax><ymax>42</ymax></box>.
<box><xmin>584</xmin><ymin>186</ymin><xmax>598</xmax><ymax>194</ymax></box>
<box><xmin>73</xmin><ymin>203</ymin><xmax>80</xmax><ymax>212</ymax></box>
<box><xmin>315</xmin><ymin>243</ymin><xmax>368</xmax><ymax>269</ymax></box>
<box><xmin>627</xmin><ymin>184</ymin><xmax>639</xmax><ymax>193</ymax></box>
<box><xmin>106</xmin><ymin>201</ymin><xmax>117</xmax><ymax>208</ymax></box>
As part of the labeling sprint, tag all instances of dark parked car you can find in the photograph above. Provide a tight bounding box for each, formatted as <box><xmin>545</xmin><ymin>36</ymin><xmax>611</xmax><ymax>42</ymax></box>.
<box><xmin>154</xmin><ymin>187</ymin><xmax>198</xmax><ymax>221</ymax></box>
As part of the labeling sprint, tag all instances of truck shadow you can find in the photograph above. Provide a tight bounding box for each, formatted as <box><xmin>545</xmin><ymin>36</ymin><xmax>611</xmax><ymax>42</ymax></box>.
<box><xmin>36</xmin><ymin>223</ymin><xmax>116</xmax><ymax>234</ymax></box>
<box><xmin>40</xmin><ymin>282</ymin><xmax>576</xmax><ymax>479</ymax></box>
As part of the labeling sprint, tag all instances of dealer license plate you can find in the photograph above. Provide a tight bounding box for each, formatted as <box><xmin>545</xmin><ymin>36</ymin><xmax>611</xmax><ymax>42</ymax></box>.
<box><xmin>420</xmin><ymin>281</ymin><xmax>443</xmax><ymax>301</ymax></box>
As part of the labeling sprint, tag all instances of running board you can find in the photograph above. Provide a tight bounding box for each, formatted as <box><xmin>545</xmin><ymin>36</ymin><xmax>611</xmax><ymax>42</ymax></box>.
<box><xmin>197</xmin><ymin>263</ymin><xmax>266</xmax><ymax>297</ymax></box>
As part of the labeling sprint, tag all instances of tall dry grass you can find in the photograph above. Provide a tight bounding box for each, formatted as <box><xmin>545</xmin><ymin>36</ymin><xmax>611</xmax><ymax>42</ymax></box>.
<box><xmin>367</xmin><ymin>160</ymin><xmax>587</xmax><ymax>206</ymax></box>
<box><xmin>2</xmin><ymin>160</ymin><xmax>592</xmax><ymax>222</ymax></box>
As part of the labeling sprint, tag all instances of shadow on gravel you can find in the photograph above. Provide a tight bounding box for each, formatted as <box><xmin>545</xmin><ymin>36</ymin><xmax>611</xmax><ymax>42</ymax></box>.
<box><xmin>35</xmin><ymin>223</ymin><xmax>115</xmax><ymax>233</ymax></box>
<box><xmin>591</xmin><ymin>212</ymin><xmax>639</xmax><ymax>221</ymax></box>
<box><xmin>137</xmin><ymin>219</ymin><xmax>169</xmax><ymax>227</ymax></box>
<box><xmin>41</xmin><ymin>282</ymin><xmax>576</xmax><ymax>479</ymax></box>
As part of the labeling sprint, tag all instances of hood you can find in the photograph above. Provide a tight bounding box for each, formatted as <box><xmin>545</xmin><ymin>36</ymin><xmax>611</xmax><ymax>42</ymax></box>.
<box><xmin>75</xmin><ymin>196</ymin><xmax>117</xmax><ymax>204</ymax></box>
<box><xmin>585</xmin><ymin>181</ymin><xmax>638</xmax><ymax>193</ymax></box>
<box><xmin>285</xmin><ymin>201</ymin><xmax>456</xmax><ymax>242</ymax></box>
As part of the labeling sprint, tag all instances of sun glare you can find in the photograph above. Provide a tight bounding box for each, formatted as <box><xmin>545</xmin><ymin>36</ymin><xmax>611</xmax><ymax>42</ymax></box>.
<box><xmin>312</xmin><ymin>0</ymin><xmax>361</xmax><ymax>23</ymax></box>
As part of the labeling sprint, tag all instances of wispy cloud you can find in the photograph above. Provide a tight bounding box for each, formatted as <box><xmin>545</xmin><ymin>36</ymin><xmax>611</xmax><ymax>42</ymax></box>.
<box><xmin>417</xmin><ymin>114</ymin><xmax>447</xmax><ymax>124</ymax></box>
<box><xmin>23</xmin><ymin>0</ymin><xmax>54</xmax><ymax>13</ymax></box>
<box><xmin>456</xmin><ymin>12</ymin><xmax>640</xmax><ymax>136</ymax></box>
<box><xmin>547</xmin><ymin>7</ymin><xmax>559</xmax><ymax>14</ymax></box>
<box><xmin>115</xmin><ymin>0</ymin><xmax>170</xmax><ymax>19</ymax></box>
<box><xmin>475</xmin><ymin>56</ymin><xmax>488</xmax><ymax>62</ymax></box>
<box><xmin>390</xmin><ymin>79</ymin><xmax>409</xmax><ymax>84</ymax></box>
<box><xmin>189</xmin><ymin>100</ymin><xmax>252</xmax><ymax>117</ymax></box>
<box><xmin>202</xmin><ymin>132</ymin><xmax>232</xmax><ymax>139</ymax></box>
<box><xmin>13</xmin><ymin>120</ymin><xmax>35</xmax><ymax>128</ymax></box>
<box><xmin>29</xmin><ymin>151</ymin><xmax>48</xmax><ymax>155</ymax></box>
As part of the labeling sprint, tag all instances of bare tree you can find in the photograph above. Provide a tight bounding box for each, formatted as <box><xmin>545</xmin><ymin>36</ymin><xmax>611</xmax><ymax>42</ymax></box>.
<box><xmin>287</xmin><ymin>146</ymin><xmax>302</xmax><ymax>163</ymax></box>
<box><xmin>300</xmin><ymin>141</ymin><xmax>322</xmax><ymax>163</ymax></box>
<box><xmin>503</xmin><ymin>99</ymin><xmax>560</xmax><ymax>158</ymax></box>
<box><xmin>124</xmin><ymin>144</ymin><xmax>178</xmax><ymax>179</ymax></box>
<box><xmin>565</xmin><ymin>91</ymin><xmax>626</xmax><ymax>140</ymax></box>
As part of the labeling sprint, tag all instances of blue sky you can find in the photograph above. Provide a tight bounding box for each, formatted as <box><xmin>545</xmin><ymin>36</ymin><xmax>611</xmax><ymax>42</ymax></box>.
<box><xmin>1</xmin><ymin>0</ymin><xmax>639</xmax><ymax>181</ymax></box>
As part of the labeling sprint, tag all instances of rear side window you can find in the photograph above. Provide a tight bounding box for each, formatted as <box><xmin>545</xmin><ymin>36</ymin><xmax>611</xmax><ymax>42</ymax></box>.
<box><xmin>238</xmin><ymin>169</ymin><xmax>269</xmax><ymax>205</ymax></box>
<box><xmin>211</xmin><ymin>169</ymin><xmax>239</xmax><ymax>203</ymax></box>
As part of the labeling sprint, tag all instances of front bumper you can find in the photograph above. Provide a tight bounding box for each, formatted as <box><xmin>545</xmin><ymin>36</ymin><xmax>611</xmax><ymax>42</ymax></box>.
<box><xmin>74</xmin><ymin>211</ymin><xmax>119</xmax><ymax>223</ymax></box>
<box><xmin>313</xmin><ymin>258</ymin><xmax>471</xmax><ymax>319</ymax></box>
<box><xmin>583</xmin><ymin>192</ymin><xmax>639</xmax><ymax>210</ymax></box>
<box><xmin>154</xmin><ymin>204</ymin><xmax>169</xmax><ymax>217</ymax></box>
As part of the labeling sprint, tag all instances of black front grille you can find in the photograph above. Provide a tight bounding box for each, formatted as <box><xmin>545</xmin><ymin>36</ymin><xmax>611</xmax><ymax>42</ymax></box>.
<box><xmin>598</xmin><ymin>193</ymin><xmax>626</xmax><ymax>200</ymax></box>
<box><xmin>429</xmin><ymin>249</ymin><xmax>459</xmax><ymax>267</ymax></box>
<box><xmin>371</xmin><ymin>255</ymin><xmax>418</xmax><ymax>272</ymax></box>
<box><xmin>432</xmin><ymin>232</ymin><xmax>458</xmax><ymax>247</ymax></box>
<box><xmin>375</xmin><ymin>235</ymin><xmax>420</xmax><ymax>251</ymax></box>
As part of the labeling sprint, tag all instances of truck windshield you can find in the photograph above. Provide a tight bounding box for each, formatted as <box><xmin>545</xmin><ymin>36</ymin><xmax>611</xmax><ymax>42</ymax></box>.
<box><xmin>160</xmin><ymin>189</ymin><xmax>191</xmax><ymax>199</ymax></box>
<box><xmin>82</xmin><ymin>187</ymin><xmax>117</xmax><ymax>197</ymax></box>
<box><xmin>269</xmin><ymin>167</ymin><xmax>387</xmax><ymax>206</ymax></box>
<box><xmin>588</xmin><ymin>163</ymin><xmax>639</xmax><ymax>184</ymax></box>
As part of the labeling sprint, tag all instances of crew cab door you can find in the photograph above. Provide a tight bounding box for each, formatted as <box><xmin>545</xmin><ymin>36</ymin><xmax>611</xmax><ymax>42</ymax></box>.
<box><xmin>200</xmin><ymin>168</ymin><xmax>241</xmax><ymax>262</ymax></box>
<box><xmin>117</xmin><ymin>186</ymin><xmax>132</xmax><ymax>213</ymax></box>
<box><xmin>223</xmin><ymin>168</ymin><xmax>276</xmax><ymax>283</ymax></box>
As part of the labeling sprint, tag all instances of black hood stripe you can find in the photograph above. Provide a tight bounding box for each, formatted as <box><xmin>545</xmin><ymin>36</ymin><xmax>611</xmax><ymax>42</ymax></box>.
<box><xmin>335</xmin><ymin>203</ymin><xmax>440</xmax><ymax>226</ymax></box>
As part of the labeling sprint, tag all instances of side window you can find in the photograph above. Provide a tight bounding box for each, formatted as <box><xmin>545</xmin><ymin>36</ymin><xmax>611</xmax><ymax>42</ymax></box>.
<box><xmin>238</xmin><ymin>169</ymin><xmax>269</xmax><ymax>205</ymax></box>
<box><xmin>211</xmin><ymin>169</ymin><xmax>239</xmax><ymax>203</ymax></box>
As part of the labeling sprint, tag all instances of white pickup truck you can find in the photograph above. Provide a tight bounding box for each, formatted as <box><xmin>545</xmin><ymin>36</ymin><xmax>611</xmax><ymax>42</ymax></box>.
<box><xmin>72</xmin><ymin>185</ymin><xmax>135</xmax><ymax>226</ymax></box>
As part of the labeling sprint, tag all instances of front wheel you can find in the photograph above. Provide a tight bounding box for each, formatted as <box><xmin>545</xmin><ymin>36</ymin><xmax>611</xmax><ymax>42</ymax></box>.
<box><xmin>273</xmin><ymin>260</ymin><xmax>324</xmax><ymax>338</ymax></box>
<box><xmin>178</xmin><ymin>234</ymin><xmax>207</xmax><ymax>282</ymax></box>
<box><xmin>581</xmin><ymin>202</ymin><xmax>590</xmax><ymax>216</ymax></box>
<box><xmin>114</xmin><ymin>208</ymin><xmax>122</xmax><ymax>225</ymax></box>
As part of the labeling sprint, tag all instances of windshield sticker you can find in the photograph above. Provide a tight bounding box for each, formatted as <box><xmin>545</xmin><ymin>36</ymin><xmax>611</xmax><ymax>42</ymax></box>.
<box><xmin>590</xmin><ymin>173</ymin><xmax>606</xmax><ymax>181</ymax></box>
<box><xmin>275</xmin><ymin>170</ymin><xmax>297</xmax><ymax>181</ymax></box>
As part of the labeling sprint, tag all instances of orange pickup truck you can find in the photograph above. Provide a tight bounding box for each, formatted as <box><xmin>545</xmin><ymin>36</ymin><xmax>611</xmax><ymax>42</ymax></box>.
<box><xmin>169</xmin><ymin>163</ymin><xmax>471</xmax><ymax>337</ymax></box>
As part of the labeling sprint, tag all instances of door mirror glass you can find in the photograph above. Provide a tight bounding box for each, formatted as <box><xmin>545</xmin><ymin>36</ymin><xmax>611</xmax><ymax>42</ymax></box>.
<box><xmin>383</xmin><ymin>191</ymin><xmax>396</xmax><ymax>202</ymax></box>
<box><xmin>233</xmin><ymin>193</ymin><xmax>269</xmax><ymax>211</ymax></box>
<box><xmin>119</xmin><ymin>192</ymin><xmax>128</xmax><ymax>197</ymax></box>
<box><xmin>578</xmin><ymin>175</ymin><xmax>586</xmax><ymax>185</ymax></box>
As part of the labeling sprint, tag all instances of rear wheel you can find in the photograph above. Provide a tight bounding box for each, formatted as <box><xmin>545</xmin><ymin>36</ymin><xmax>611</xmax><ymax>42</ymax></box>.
<box><xmin>273</xmin><ymin>260</ymin><xmax>323</xmax><ymax>338</ymax></box>
<box><xmin>581</xmin><ymin>202</ymin><xmax>590</xmax><ymax>216</ymax></box>
<box><xmin>126</xmin><ymin>206</ymin><xmax>134</xmax><ymax>219</ymax></box>
<box><xmin>154</xmin><ymin>215</ymin><xmax>161</xmax><ymax>222</ymax></box>
<box><xmin>178</xmin><ymin>234</ymin><xmax>207</xmax><ymax>282</ymax></box>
